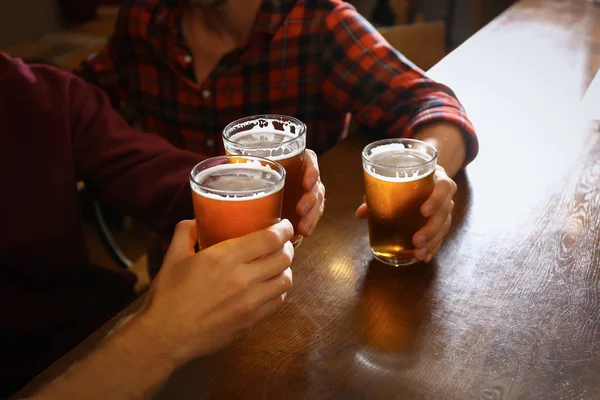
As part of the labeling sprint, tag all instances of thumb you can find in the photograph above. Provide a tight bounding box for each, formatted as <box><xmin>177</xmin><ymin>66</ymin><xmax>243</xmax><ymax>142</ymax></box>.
<box><xmin>355</xmin><ymin>195</ymin><xmax>369</xmax><ymax>218</ymax></box>
<box><xmin>163</xmin><ymin>220</ymin><xmax>197</xmax><ymax>266</ymax></box>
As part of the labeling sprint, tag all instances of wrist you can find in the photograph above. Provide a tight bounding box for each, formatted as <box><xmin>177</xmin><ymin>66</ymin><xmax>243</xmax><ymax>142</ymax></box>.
<box><xmin>414</xmin><ymin>122</ymin><xmax>466</xmax><ymax>177</ymax></box>
<box><xmin>124</xmin><ymin>311</ymin><xmax>187</xmax><ymax>370</ymax></box>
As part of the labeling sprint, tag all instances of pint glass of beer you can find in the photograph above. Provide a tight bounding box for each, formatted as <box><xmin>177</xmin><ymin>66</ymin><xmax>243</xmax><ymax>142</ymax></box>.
<box><xmin>362</xmin><ymin>139</ymin><xmax>438</xmax><ymax>266</ymax></box>
<box><xmin>223</xmin><ymin>115</ymin><xmax>306</xmax><ymax>246</ymax></box>
<box><xmin>190</xmin><ymin>156</ymin><xmax>286</xmax><ymax>250</ymax></box>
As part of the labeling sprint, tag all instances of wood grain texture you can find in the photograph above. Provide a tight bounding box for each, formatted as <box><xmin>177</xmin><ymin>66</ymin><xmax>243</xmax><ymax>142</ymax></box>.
<box><xmin>15</xmin><ymin>0</ymin><xmax>600</xmax><ymax>399</ymax></box>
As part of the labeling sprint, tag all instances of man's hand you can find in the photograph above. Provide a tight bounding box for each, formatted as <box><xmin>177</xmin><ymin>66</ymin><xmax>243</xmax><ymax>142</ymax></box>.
<box><xmin>139</xmin><ymin>219</ymin><xmax>295</xmax><ymax>365</ymax></box>
<box><xmin>32</xmin><ymin>220</ymin><xmax>294</xmax><ymax>399</ymax></box>
<box><xmin>356</xmin><ymin>122</ymin><xmax>467</xmax><ymax>263</ymax></box>
<box><xmin>356</xmin><ymin>165</ymin><xmax>457</xmax><ymax>263</ymax></box>
<box><xmin>296</xmin><ymin>149</ymin><xmax>326</xmax><ymax>236</ymax></box>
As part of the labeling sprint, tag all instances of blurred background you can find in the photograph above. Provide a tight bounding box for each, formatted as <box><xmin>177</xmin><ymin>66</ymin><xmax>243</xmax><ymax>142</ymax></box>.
<box><xmin>0</xmin><ymin>0</ymin><xmax>516</xmax><ymax>68</ymax></box>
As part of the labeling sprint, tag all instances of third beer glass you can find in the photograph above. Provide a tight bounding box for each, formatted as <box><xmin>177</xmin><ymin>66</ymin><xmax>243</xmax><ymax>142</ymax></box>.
<box><xmin>223</xmin><ymin>115</ymin><xmax>306</xmax><ymax>246</ymax></box>
<box><xmin>362</xmin><ymin>139</ymin><xmax>437</xmax><ymax>266</ymax></box>
<box><xmin>190</xmin><ymin>156</ymin><xmax>285</xmax><ymax>250</ymax></box>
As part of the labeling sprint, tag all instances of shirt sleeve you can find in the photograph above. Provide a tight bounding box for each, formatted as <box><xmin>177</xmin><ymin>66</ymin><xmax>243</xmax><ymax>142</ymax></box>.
<box><xmin>75</xmin><ymin>2</ymin><xmax>134</xmax><ymax>107</ymax></box>
<box><xmin>319</xmin><ymin>3</ymin><xmax>479</xmax><ymax>164</ymax></box>
<box><xmin>68</xmin><ymin>73</ymin><xmax>203</xmax><ymax>235</ymax></box>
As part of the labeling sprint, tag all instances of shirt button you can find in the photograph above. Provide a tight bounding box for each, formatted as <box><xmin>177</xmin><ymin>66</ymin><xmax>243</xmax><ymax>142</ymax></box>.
<box><xmin>206</xmin><ymin>138</ymin><xmax>215</xmax><ymax>148</ymax></box>
<box><xmin>183</xmin><ymin>54</ymin><xmax>192</xmax><ymax>64</ymax></box>
<box><xmin>201</xmin><ymin>90</ymin><xmax>211</xmax><ymax>98</ymax></box>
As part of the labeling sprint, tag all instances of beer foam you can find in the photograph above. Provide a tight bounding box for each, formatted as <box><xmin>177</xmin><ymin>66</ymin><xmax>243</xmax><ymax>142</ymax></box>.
<box><xmin>364</xmin><ymin>146</ymin><xmax>435</xmax><ymax>183</ymax></box>
<box><xmin>224</xmin><ymin>117</ymin><xmax>305</xmax><ymax>160</ymax></box>
<box><xmin>192</xmin><ymin>161</ymin><xmax>284</xmax><ymax>201</ymax></box>
<box><xmin>367</xmin><ymin>142</ymin><xmax>431</xmax><ymax>159</ymax></box>
<box><xmin>226</xmin><ymin>130</ymin><xmax>305</xmax><ymax>160</ymax></box>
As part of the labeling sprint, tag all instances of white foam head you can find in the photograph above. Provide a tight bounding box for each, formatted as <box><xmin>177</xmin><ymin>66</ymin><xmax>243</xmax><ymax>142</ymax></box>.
<box><xmin>223</xmin><ymin>116</ymin><xmax>306</xmax><ymax>160</ymax></box>
<box><xmin>191</xmin><ymin>160</ymin><xmax>285</xmax><ymax>201</ymax></box>
<box><xmin>363</xmin><ymin>143</ymin><xmax>436</xmax><ymax>183</ymax></box>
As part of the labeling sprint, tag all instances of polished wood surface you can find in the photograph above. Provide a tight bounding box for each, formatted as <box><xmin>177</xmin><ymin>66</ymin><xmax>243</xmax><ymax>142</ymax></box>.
<box><xmin>16</xmin><ymin>0</ymin><xmax>600</xmax><ymax>398</ymax></box>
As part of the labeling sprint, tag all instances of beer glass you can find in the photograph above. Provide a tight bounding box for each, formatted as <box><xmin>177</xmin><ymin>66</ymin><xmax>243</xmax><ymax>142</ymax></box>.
<box><xmin>223</xmin><ymin>115</ymin><xmax>306</xmax><ymax>246</ymax></box>
<box><xmin>190</xmin><ymin>155</ymin><xmax>285</xmax><ymax>250</ymax></box>
<box><xmin>362</xmin><ymin>139</ymin><xmax>438</xmax><ymax>266</ymax></box>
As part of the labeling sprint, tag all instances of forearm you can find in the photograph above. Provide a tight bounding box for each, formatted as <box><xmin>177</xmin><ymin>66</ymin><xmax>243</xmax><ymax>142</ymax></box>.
<box><xmin>32</xmin><ymin>314</ymin><xmax>178</xmax><ymax>400</ymax></box>
<box><xmin>415</xmin><ymin>122</ymin><xmax>467</xmax><ymax>178</ymax></box>
<box><xmin>318</xmin><ymin>3</ymin><xmax>478</xmax><ymax>169</ymax></box>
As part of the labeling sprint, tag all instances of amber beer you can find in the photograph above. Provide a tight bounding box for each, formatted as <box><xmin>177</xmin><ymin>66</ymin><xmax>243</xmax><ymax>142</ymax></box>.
<box><xmin>362</xmin><ymin>139</ymin><xmax>437</xmax><ymax>266</ymax></box>
<box><xmin>223</xmin><ymin>115</ymin><xmax>306</xmax><ymax>246</ymax></box>
<box><xmin>190</xmin><ymin>156</ymin><xmax>285</xmax><ymax>249</ymax></box>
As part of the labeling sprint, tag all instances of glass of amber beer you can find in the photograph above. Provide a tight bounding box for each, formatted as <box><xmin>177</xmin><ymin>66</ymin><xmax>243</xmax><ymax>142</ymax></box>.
<box><xmin>190</xmin><ymin>156</ymin><xmax>285</xmax><ymax>250</ymax></box>
<box><xmin>362</xmin><ymin>139</ymin><xmax>438</xmax><ymax>266</ymax></box>
<box><xmin>223</xmin><ymin>115</ymin><xmax>306</xmax><ymax>246</ymax></box>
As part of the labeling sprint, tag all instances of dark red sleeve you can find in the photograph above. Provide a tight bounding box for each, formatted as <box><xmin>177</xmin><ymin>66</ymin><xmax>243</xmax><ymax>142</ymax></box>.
<box><xmin>68</xmin><ymin>70</ymin><xmax>204</xmax><ymax>234</ymax></box>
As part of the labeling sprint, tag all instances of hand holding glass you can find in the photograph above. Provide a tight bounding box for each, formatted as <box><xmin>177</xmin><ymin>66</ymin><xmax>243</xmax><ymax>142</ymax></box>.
<box><xmin>362</xmin><ymin>139</ymin><xmax>438</xmax><ymax>266</ymax></box>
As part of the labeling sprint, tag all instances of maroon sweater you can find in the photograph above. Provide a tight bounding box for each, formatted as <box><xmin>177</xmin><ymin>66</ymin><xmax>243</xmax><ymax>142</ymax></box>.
<box><xmin>0</xmin><ymin>54</ymin><xmax>202</xmax><ymax>395</ymax></box>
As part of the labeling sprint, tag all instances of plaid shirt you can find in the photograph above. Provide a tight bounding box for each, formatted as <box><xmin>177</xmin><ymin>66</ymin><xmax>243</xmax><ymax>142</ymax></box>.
<box><xmin>77</xmin><ymin>0</ymin><xmax>478</xmax><ymax>161</ymax></box>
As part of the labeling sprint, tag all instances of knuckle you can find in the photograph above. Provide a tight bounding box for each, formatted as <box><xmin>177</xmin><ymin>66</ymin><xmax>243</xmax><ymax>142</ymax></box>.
<box><xmin>279</xmin><ymin>219</ymin><xmax>294</xmax><ymax>238</ymax></box>
<box><xmin>434</xmin><ymin>167</ymin><xmax>446</xmax><ymax>180</ymax></box>
<box><xmin>282</xmin><ymin>242</ymin><xmax>295</xmax><ymax>265</ymax></box>
<box><xmin>280</xmin><ymin>268</ymin><xmax>293</xmax><ymax>290</ymax></box>
<box><xmin>215</xmin><ymin>253</ymin><xmax>236</xmax><ymax>273</ymax></box>
<box><xmin>309</xmin><ymin>166</ymin><xmax>320</xmax><ymax>178</ymax></box>
<box><xmin>232</xmin><ymin>270</ymin><xmax>250</xmax><ymax>293</ymax></box>
<box><xmin>300</xmin><ymin>220</ymin><xmax>313</xmax><ymax>236</ymax></box>
<box><xmin>420</xmin><ymin>227</ymin><xmax>433</xmax><ymax>239</ymax></box>
<box><xmin>201</xmin><ymin>249</ymin><xmax>220</xmax><ymax>268</ymax></box>
<box><xmin>263</xmin><ymin>227</ymin><xmax>283</xmax><ymax>247</ymax></box>
<box><xmin>318</xmin><ymin>184</ymin><xmax>325</xmax><ymax>200</ymax></box>
<box><xmin>443</xmin><ymin>217</ymin><xmax>452</xmax><ymax>233</ymax></box>
<box><xmin>430</xmin><ymin>190</ymin><xmax>444</xmax><ymax>203</ymax></box>
<box><xmin>306</xmin><ymin>150</ymin><xmax>319</xmax><ymax>166</ymax></box>
<box><xmin>441</xmin><ymin>179</ymin><xmax>453</xmax><ymax>192</ymax></box>
<box><xmin>309</xmin><ymin>191</ymin><xmax>319</xmax><ymax>206</ymax></box>
<box><xmin>237</xmin><ymin>297</ymin><xmax>257</xmax><ymax>316</ymax></box>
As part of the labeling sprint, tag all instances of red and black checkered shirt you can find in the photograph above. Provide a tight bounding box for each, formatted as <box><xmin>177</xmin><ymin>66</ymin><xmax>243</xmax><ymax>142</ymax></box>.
<box><xmin>77</xmin><ymin>0</ymin><xmax>478</xmax><ymax>161</ymax></box>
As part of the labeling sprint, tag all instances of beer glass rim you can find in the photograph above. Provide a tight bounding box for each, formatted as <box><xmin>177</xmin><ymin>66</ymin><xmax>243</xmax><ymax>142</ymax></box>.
<box><xmin>190</xmin><ymin>155</ymin><xmax>286</xmax><ymax>198</ymax></box>
<box><xmin>362</xmin><ymin>138</ymin><xmax>438</xmax><ymax>169</ymax></box>
<box><xmin>222</xmin><ymin>114</ymin><xmax>307</xmax><ymax>148</ymax></box>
